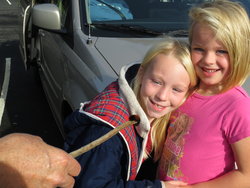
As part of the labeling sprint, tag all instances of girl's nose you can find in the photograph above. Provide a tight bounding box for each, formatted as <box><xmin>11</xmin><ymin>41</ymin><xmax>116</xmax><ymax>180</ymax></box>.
<box><xmin>203</xmin><ymin>52</ymin><xmax>216</xmax><ymax>65</ymax></box>
<box><xmin>156</xmin><ymin>87</ymin><xmax>170</xmax><ymax>101</ymax></box>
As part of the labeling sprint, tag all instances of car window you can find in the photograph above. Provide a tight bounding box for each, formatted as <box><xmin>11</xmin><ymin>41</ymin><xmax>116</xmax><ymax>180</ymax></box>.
<box><xmin>83</xmin><ymin>0</ymin><xmax>209</xmax><ymax>37</ymax></box>
<box><xmin>82</xmin><ymin>0</ymin><xmax>250</xmax><ymax>38</ymax></box>
<box><xmin>87</xmin><ymin>0</ymin><xmax>203</xmax><ymax>22</ymax></box>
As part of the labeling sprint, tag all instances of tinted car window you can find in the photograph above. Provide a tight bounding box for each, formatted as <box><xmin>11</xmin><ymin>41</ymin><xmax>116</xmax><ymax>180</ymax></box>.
<box><xmin>81</xmin><ymin>0</ymin><xmax>250</xmax><ymax>38</ymax></box>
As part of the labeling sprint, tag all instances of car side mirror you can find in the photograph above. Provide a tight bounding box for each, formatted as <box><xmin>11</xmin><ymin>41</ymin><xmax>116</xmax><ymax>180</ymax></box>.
<box><xmin>32</xmin><ymin>4</ymin><xmax>61</xmax><ymax>30</ymax></box>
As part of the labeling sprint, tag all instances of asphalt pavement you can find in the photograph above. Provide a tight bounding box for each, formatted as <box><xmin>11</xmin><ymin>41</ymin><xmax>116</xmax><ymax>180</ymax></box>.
<box><xmin>0</xmin><ymin>0</ymin><xmax>64</xmax><ymax>148</ymax></box>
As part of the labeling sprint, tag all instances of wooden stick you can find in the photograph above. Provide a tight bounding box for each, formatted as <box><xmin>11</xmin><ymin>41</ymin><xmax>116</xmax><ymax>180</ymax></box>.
<box><xmin>69</xmin><ymin>115</ymin><xmax>140</xmax><ymax>158</ymax></box>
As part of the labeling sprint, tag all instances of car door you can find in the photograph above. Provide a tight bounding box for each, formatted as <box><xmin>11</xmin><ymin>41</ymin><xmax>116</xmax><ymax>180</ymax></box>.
<box><xmin>37</xmin><ymin>0</ymin><xmax>74</xmax><ymax>122</ymax></box>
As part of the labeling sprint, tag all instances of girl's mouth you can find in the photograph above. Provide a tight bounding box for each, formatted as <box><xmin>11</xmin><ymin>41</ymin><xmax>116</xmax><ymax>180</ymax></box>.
<box><xmin>150</xmin><ymin>99</ymin><xmax>167</xmax><ymax>112</ymax></box>
<box><xmin>202</xmin><ymin>67</ymin><xmax>220</xmax><ymax>73</ymax></box>
<box><xmin>201</xmin><ymin>67</ymin><xmax>221</xmax><ymax>77</ymax></box>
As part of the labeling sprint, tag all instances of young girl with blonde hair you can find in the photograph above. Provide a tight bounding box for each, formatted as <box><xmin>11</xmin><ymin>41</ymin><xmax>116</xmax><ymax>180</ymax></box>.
<box><xmin>64</xmin><ymin>37</ymin><xmax>197</xmax><ymax>188</ymax></box>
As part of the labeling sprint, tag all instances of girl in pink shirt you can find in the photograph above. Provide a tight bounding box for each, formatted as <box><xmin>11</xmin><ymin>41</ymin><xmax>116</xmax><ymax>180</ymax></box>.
<box><xmin>158</xmin><ymin>1</ymin><xmax>250</xmax><ymax>188</ymax></box>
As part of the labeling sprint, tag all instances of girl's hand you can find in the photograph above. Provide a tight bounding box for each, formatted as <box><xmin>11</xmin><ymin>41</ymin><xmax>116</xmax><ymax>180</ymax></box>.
<box><xmin>162</xmin><ymin>180</ymin><xmax>188</xmax><ymax>188</ymax></box>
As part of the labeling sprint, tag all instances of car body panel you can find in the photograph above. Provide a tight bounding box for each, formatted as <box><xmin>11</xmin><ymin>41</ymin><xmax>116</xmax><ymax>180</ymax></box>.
<box><xmin>94</xmin><ymin>37</ymin><xmax>162</xmax><ymax>72</ymax></box>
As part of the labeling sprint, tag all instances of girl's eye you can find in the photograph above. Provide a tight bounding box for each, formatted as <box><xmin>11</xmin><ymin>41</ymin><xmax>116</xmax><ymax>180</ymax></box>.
<box><xmin>192</xmin><ymin>47</ymin><xmax>204</xmax><ymax>52</ymax></box>
<box><xmin>173</xmin><ymin>88</ymin><xmax>183</xmax><ymax>93</ymax></box>
<box><xmin>152</xmin><ymin>79</ymin><xmax>162</xmax><ymax>85</ymax></box>
<box><xmin>217</xmin><ymin>50</ymin><xmax>228</xmax><ymax>54</ymax></box>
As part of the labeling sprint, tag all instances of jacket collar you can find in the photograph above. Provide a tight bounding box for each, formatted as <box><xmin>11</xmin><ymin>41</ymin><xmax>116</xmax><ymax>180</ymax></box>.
<box><xmin>118</xmin><ymin>63</ymin><xmax>150</xmax><ymax>138</ymax></box>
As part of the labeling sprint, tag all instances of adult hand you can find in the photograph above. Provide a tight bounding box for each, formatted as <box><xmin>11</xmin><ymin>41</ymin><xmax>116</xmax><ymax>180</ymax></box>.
<box><xmin>0</xmin><ymin>133</ymin><xmax>81</xmax><ymax>188</ymax></box>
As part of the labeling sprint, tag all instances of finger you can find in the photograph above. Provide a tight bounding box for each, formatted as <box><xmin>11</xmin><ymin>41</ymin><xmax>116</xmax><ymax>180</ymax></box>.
<box><xmin>48</xmin><ymin>146</ymin><xmax>81</xmax><ymax>177</ymax></box>
<box><xmin>66</xmin><ymin>156</ymin><xmax>81</xmax><ymax>177</ymax></box>
<box><xmin>56</xmin><ymin>174</ymin><xmax>75</xmax><ymax>188</ymax></box>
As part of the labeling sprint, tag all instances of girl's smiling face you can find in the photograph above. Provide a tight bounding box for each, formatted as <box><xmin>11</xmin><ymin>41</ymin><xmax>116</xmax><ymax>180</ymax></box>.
<box><xmin>139</xmin><ymin>53</ymin><xmax>190</xmax><ymax>123</ymax></box>
<box><xmin>191</xmin><ymin>23</ymin><xmax>230</xmax><ymax>95</ymax></box>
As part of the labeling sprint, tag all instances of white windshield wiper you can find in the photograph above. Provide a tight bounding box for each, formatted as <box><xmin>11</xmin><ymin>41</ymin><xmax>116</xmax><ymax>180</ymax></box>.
<box><xmin>95</xmin><ymin>0</ymin><xmax>127</xmax><ymax>20</ymax></box>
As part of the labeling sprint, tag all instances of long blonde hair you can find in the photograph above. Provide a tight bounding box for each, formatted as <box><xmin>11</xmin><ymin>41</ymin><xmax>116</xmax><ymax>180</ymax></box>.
<box><xmin>189</xmin><ymin>0</ymin><xmax>250</xmax><ymax>93</ymax></box>
<box><xmin>132</xmin><ymin>37</ymin><xmax>197</xmax><ymax>161</ymax></box>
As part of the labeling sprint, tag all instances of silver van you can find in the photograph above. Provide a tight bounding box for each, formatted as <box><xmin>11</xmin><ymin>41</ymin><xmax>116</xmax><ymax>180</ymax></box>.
<box><xmin>18</xmin><ymin>0</ymin><xmax>250</xmax><ymax>136</ymax></box>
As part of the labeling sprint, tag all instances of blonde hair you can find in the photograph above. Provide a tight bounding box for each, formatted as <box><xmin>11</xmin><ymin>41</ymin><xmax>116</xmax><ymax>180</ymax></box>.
<box><xmin>189</xmin><ymin>0</ymin><xmax>250</xmax><ymax>93</ymax></box>
<box><xmin>132</xmin><ymin>37</ymin><xmax>197</xmax><ymax>161</ymax></box>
